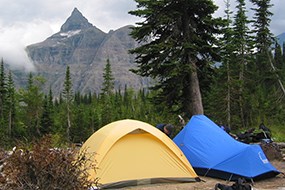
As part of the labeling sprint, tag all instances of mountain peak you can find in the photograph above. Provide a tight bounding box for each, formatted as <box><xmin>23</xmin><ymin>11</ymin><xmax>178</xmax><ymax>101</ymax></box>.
<box><xmin>60</xmin><ymin>8</ymin><xmax>93</xmax><ymax>32</ymax></box>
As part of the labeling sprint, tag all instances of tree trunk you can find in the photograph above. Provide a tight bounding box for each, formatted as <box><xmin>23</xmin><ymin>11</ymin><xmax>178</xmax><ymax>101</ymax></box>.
<box><xmin>226</xmin><ymin>59</ymin><xmax>231</xmax><ymax>129</ymax></box>
<box><xmin>188</xmin><ymin>60</ymin><xmax>204</xmax><ymax>115</ymax></box>
<box><xmin>239</xmin><ymin>57</ymin><xmax>245</xmax><ymax>128</ymax></box>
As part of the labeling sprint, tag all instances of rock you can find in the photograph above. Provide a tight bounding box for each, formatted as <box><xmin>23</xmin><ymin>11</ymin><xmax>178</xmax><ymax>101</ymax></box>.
<box><xmin>19</xmin><ymin>8</ymin><xmax>150</xmax><ymax>97</ymax></box>
<box><xmin>260</xmin><ymin>142</ymin><xmax>283</xmax><ymax>161</ymax></box>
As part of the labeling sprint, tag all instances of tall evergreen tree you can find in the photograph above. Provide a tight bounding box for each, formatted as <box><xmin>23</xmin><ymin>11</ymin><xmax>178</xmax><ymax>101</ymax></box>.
<box><xmin>0</xmin><ymin>59</ymin><xmax>6</xmax><ymax>122</ymax></box>
<box><xmin>223</xmin><ymin>0</ymin><xmax>234</xmax><ymax>128</ymax></box>
<box><xmin>250</xmin><ymin>0</ymin><xmax>285</xmax><ymax>121</ymax></box>
<box><xmin>62</xmin><ymin>66</ymin><xmax>73</xmax><ymax>141</ymax></box>
<box><xmin>6</xmin><ymin>71</ymin><xmax>16</xmax><ymax>137</ymax></box>
<box><xmin>251</xmin><ymin>0</ymin><xmax>273</xmax><ymax>55</ymax></box>
<box><xmin>101</xmin><ymin>59</ymin><xmax>115</xmax><ymax>96</ymax></box>
<box><xmin>48</xmin><ymin>88</ymin><xmax>54</xmax><ymax>111</ymax></box>
<box><xmin>231</xmin><ymin>0</ymin><xmax>254</xmax><ymax>128</ymax></box>
<box><xmin>113</xmin><ymin>90</ymin><xmax>123</xmax><ymax>120</ymax></box>
<box><xmin>274</xmin><ymin>42</ymin><xmax>283</xmax><ymax>67</ymax></box>
<box><xmin>40</xmin><ymin>95</ymin><xmax>53</xmax><ymax>136</ymax></box>
<box><xmin>204</xmin><ymin>0</ymin><xmax>234</xmax><ymax>128</ymax></box>
<box><xmin>129</xmin><ymin>0</ymin><xmax>225</xmax><ymax>116</ymax></box>
<box><xmin>123</xmin><ymin>87</ymin><xmax>136</xmax><ymax>118</ymax></box>
<box><xmin>100</xmin><ymin>59</ymin><xmax>115</xmax><ymax>125</ymax></box>
<box><xmin>18</xmin><ymin>73</ymin><xmax>45</xmax><ymax>139</ymax></box>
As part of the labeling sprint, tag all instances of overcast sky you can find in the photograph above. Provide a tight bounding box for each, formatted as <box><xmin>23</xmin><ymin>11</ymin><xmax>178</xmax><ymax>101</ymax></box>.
<box><xmin>0</xmin><ymin>0</ymin><xmax>284</xmax><ymax>71</ymax></box>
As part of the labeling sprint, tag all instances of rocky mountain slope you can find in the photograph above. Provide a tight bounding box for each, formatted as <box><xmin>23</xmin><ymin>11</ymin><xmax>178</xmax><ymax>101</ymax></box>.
<box><xmin>25</xmin><ymin>8</ymin><xmax>150</xmax><ymax>96</ymax></box>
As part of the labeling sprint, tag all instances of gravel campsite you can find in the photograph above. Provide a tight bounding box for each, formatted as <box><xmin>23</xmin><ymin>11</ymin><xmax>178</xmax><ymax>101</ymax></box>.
<box><xmin>125</xmin><ymin>160</ymin><xmax>285</xmax><ymax>190</ymax></box>
<box><xmin>124</xmin><ymin>142</ymin><xmax>285</xmax><ymax>190</ymax></box>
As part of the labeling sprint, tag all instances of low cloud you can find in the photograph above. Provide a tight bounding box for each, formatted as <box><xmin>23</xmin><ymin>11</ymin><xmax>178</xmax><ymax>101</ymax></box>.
<box><xmin>0</xmin><ymin>19</ymin><xmax>55</xmax><ymax>71</ymax></box>
<box><xmin>0</xmin><ymin>0</ymin><xmax>139</xmax><ymax>72</ymax></box>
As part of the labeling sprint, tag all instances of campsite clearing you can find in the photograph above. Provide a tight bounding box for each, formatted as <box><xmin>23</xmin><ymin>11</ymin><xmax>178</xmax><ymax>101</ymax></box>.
<box><xmin>124</xmin><ymin>160</ymin><xmax>284</xmax><ymax>190</ymax></box>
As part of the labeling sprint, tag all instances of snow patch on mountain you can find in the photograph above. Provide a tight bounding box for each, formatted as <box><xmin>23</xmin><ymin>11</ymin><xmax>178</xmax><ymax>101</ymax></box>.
<box><xmin>59</xmin><ymin>30</ymin><xmax>81</xmax><ymax>38</ymax></box>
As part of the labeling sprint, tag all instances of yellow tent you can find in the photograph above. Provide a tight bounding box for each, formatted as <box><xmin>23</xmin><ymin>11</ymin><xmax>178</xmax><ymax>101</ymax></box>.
<box><xmin>80</xmin><ymin>119</ymin><xmax>199</xmax><ymax>189</ymax></box>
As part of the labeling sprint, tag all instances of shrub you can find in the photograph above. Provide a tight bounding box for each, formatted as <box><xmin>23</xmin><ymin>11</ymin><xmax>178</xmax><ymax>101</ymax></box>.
<box><xmin>0</xmin><ymin>135</ymin><xmax>98</xmax><ymax>190</ymax></box>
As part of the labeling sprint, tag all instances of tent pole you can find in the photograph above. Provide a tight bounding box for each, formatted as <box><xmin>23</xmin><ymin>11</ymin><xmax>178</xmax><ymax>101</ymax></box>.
<box><xmin>228</xmin><ymin>173</ymin><xmax>233</xmax><ymax>181</ymax></box>
<box><xmin>204</xmin><ymin>169</ymin><xmax>211</xmax><ymax>177</ymax></box>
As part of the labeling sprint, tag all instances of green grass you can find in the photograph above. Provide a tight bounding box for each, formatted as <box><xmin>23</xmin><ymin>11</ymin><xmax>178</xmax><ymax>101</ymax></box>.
<box><xmin>270</xmin><ymin>124</ymin><xmax>285</xmax><ymax>142</ymax></box>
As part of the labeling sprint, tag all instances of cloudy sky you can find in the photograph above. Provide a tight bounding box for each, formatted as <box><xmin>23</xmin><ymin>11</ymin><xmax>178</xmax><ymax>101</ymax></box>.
<box><xmin>0</xmin><ymin>0</ymin><xmax>284</xmax><ymax>70</ymax></box>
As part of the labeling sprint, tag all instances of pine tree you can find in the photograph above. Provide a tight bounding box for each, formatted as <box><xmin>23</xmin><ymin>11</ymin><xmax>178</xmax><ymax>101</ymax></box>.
<box><xmin>274</xmin><ymin>42</ymin><xmax>283</xmax><ymax>67</ymax></box>
<box><xmin>100</xmin><ymin>59</ymin><xmax>115</xmax><ymax>125</ymax></box>
<box><xmin>40</xmin><ymin>95</ymin><xmax>53</xmax><ymax>136</ymax></box>
<box><xmin>231</xmin><ymin>0</ymin><xmax>254</xmax><ymax>128</ymax></box>
<box><xmin>129</xmin><ymin>0</ymin><xmax>225</xmax><ymax>116</ymax></box>
<box><xmin>205</xmin><ymin>0</ymin><xmax>234</xmax><ymax>128</ymax></box>
<box><xmin>48</xmin><ymin>88</ymin><xmax>54</xmax><ymax>111</ymax></box>
<box><xmin>114</xmin><ymin>90</ymin><xmax>123</xmax><ymax>120</ymax></box>
<box><xmin>6</xmin><ymin>71</ymin><xmax>16</xmax><ymax>137</ymax></box>
<box><xmin>18</xmin><ymin>73</ymin><xmax>45</xmax><ymax>139</ymax></box>
<box><xmin>100</xmin><ymin>59</ymin><xmax>114</xmax><ymax>96</ymax></box>
<box><xmin>0</xmin><ymin>59</ymin><xmax>6</xmax><ymax>122</ymax></box>
<box><xmin>250</xmin><ymin>0</ymin><xmax>285</xmax><ymax>121</ymax></box>
<box><xmin>40</xmin><ymin>88</ymin><xmax>54</xmax><ymax>137</ymax></box>
<box><xmin>251</xmin><ymin>0</ymin><xmax>273</xmax><ymax>55</ymax></box>
<box><xmin>223</xmin><ymin>0</ymin><xmax>234</xmax><ymax>120</ymax></box>
<box><xmin>62</xmin><ymin>66</ymin><xmax>73</xmax><ymax>141</ymax></box>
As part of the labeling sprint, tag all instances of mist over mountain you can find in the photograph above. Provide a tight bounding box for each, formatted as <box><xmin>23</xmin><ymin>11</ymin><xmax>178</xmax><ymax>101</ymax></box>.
<box><xmin>23</xmin><ymin>8</ymin><xmax>150</xmax><ymax>97</ymax></box>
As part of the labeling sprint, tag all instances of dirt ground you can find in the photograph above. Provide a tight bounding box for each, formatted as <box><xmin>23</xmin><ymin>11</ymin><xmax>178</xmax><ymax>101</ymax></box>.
<box><xmin>124</xmin><ymin>160</ymin><xmax>285</xmax><ymax>190</ymax></box>
<box><xmin>122</xmin><ymin>142</ymin><xmax>285</xmax><ymax>190</ymax></box>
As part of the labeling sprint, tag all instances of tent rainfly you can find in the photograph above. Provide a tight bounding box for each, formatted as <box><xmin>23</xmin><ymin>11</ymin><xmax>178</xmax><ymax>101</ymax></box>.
<box><xmin>174</xmin><ymin>115</ymin><xmax>280</xmax><ymax>181</ymax></box>
<box><xmin>80</xmin><ymin>119</ymin><xmax>200</xmax><ymax>189</ymax></box>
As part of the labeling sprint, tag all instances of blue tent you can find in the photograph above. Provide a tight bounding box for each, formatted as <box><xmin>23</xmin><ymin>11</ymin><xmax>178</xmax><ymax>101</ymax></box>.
<box><xmin>173</xmin><ymin>115</ymin><xmax>280</xmax><ymax>181</ymax></box>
